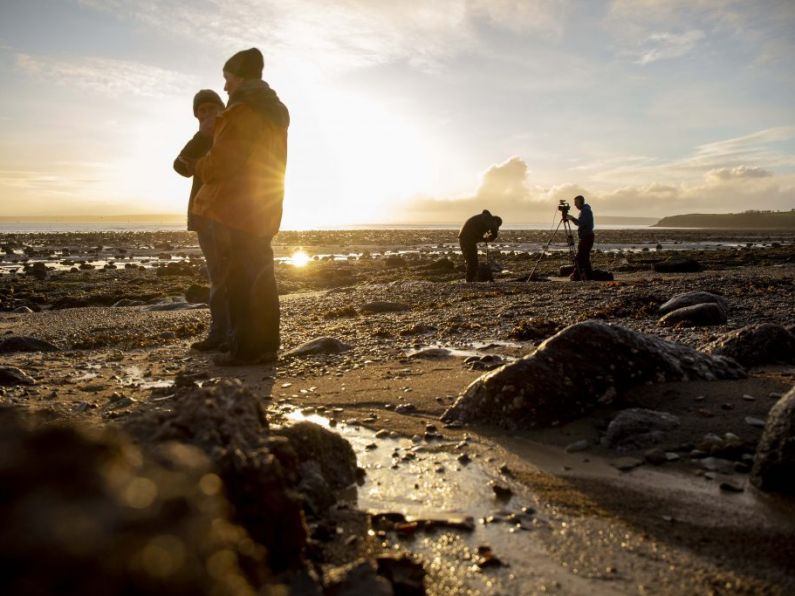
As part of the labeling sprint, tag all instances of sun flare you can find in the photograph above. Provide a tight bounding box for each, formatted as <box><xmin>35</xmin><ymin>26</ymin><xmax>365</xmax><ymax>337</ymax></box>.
<box><xmin>290</xmin><ymin>249</ymin><xmax>311</xmax><ymax>267</ymax></box>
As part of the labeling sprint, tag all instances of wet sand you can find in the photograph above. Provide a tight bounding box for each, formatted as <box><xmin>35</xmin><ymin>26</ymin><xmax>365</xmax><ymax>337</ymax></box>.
<box><xmin>1</xmin><ymin>229</ymin><xmax>795</xmax><ymax>594</ymax></box>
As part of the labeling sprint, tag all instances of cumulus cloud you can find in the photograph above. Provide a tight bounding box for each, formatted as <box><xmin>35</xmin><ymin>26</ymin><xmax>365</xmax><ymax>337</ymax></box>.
<box><xmin>14</xmin><ymin>53</ymin><xmax>196</xmax><ymax>98</ymax></box>
<box><xmin>400</xmin><ymin>154</ymin><xmax>795</xmax><ymax>224</ymax></box>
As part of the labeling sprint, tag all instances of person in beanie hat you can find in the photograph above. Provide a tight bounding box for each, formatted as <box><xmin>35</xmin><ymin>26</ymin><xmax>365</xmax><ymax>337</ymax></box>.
<box><xmin>173</xmin><ymin>88</ymin><xmax>229</xmax><ymax>351</ymax></box>
<box><xmin>186</xmin><ymin>47</ymin><xmax>289</xmax><ymax>366</ymax></box>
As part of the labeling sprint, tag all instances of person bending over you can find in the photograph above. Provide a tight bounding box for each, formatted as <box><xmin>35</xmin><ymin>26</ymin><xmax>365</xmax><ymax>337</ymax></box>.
<box><xmin>458</xmin><ymin>210</ymin><xmax>502</xmax><ymax>283</ymax></box>
<box><xmin>564</xmin><ymin>195</ymin><xmax>594</xmax><ymax>281</ymax></box>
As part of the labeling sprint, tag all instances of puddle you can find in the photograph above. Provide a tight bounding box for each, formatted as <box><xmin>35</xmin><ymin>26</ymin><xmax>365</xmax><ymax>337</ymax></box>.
<box><xmin>119</xmin><ymin>366</ymin><xmax>174</xmax><ymax>390</ymax></box>
<box><xmin>277</xmin><ymin>408</ymin><xmax>620</xmax><ymax>594</ymax></box>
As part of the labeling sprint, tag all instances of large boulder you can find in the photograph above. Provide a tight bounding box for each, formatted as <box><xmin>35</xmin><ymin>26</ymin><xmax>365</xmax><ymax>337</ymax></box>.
<box><xmin>702</xmin><ymin>324</ymin><xmax>795</xmax><ymax>367</ymax></box>
<box><xmin>124</xmin><ymin>381</ymin><xmax>314</xmax><ymax>571</ymax></box>
<box><xmin>658</xmin><ymin>303</ymin><xmax>727</xmax><ymax>327</ymax></box>
<box><xmin>0</xmin><ymin>408</ymin><xmax>269</xmax><ymax>595</ymax></box>
<box><xmin>441</xmin><ymin>321</ymin><xmax>745</xmax><ymax>430</ymax></box>
<box><xmin>751</xmin><ymin>386</ymin><xmax>795</xmax><ymax>494</ymax></box>
<box><xmin>657</xmin><ymin>291</ymin><xmax>728</xmax><ymax>316</ymax></box>
<box><xmin>0</xmin><ymin>336</ymin><xmax>60</xmax><ymax>353</ymax></box>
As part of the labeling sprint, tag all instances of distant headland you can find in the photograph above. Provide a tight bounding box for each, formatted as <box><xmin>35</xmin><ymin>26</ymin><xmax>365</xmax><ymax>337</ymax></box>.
<box><xmin>653</xmin><ymin>210</ymin><xmax>795</xmax><ymax>229</ymax></box>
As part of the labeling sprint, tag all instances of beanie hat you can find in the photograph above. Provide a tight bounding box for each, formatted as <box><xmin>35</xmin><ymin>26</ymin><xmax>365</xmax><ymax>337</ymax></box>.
<box><xmin>223</xmin><ymin>48</ymin><xmax>264</xmax><ymax>80</ymax></box>
<box><xmin>192</xmin><ymin>89</ymin><xmax>225</xmax><ymax>116</ymax></box>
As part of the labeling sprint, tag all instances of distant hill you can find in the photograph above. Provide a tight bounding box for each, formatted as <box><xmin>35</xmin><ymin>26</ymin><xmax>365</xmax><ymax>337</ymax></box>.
<box><xmin>653</xmin><ymin>210</ymin><xmax>795</xmax><ymax>229</ymax></box>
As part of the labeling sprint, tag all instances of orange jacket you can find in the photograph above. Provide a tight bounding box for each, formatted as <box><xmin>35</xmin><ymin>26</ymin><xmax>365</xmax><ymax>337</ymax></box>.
<box><xmin>192</xmin><ymin>90</ymin><xmax>288</xmax><ymax>237</ymax></box>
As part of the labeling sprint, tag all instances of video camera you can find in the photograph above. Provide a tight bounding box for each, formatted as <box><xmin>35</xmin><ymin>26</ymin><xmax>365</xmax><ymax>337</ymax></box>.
<box><xmin>557</xmin><ymin>200</ymin><xmax>570</xmax><ymax>217</ymax></box>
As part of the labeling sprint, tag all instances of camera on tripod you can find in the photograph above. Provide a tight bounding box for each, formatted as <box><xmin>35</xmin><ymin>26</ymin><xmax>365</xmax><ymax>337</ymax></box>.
<box><xmin>557</xmin><ymin>200</ymin><xmax>570</xmax><ymax>218</ymax></box>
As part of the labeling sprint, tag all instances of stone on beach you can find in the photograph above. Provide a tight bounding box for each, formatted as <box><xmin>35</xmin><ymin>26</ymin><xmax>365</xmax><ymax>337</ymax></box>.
<box><xmin>652</xmin><ymin>258</ymin><xmax>703</xmax><ymax>273</ymax></box>
<box><xmin>143</xmin><ymin>301</ymin><xmax>208</xmax><ymax>311</ymax></box>
<box><xmin>284</xmin><ymin>336</ymin><xmax>351</xmax><ymax>357</ymax></box>
<box><xmin>657</xmin><ymin>291</ymin><xmax>728</xmax><ymax>316</ymax></box>
<box><xmin>0</xmin><ymin>336</ymin><xmax>60</xmax><ymax>353</ymax></box>
<box><xmin>751</xmin><ymin>386</ymin><xmax>795</xmax><ymax>495</ymax></box>
<box><xmin>441</xmin><ymin>321</ymin><xmax>745</xmax><ymax>430</ymax></box>
<box><xmin>0</xmin><ymin>366</ymin><xmax>35</xmax><ymax>386</ymax></box>
<box><xmin>604</xmin><ymin>408</ymin><xmax>680</xmax><ymax>450</ymax></box>
<box><xmin>658</xmin><ymin>303</ymin><xmax>728</xmax><ymax>327</ymax></box>
<box><xmin>701</xmin><ymin>323</ymin><xmax>795</xmax><ymax>367</ymax></box>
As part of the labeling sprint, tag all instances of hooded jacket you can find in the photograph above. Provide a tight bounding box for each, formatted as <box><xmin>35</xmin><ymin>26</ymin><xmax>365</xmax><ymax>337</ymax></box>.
<box><xmin>192</xmin><ymin>80</ymin><xmax>289</xmax><ymax>237</ymax></box>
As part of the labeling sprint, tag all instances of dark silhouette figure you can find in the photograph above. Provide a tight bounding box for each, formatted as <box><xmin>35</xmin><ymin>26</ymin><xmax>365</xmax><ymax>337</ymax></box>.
<box><xmin>186</xmin><ymin>48</ymin><xmax>290</xmax><ymax>366</ymax></box>
<box><xmin>564</xmin><ymin>195</ymin><xmax>594</xmax><ymax>281</ymax></box>
<box><xmin>174</xmin><ymin>89</ymin><xmax>229</xmax><ymax>351</ymax></box>
<box><xmin>458</xmin><ymin>210</ymin><xmax>502</xmax><ymax>282</ymax></box>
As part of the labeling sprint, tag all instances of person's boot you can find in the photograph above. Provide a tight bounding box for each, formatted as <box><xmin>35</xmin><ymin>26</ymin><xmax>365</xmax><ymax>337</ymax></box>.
<box><xmin>190</xmin><ymin>335</ymin><xmax>225</xmax><ymax>351</ymax></box>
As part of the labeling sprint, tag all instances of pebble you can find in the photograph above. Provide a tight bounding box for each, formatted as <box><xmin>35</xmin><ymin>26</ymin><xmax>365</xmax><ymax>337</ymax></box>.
<box><xmin>564</xmin><ymin>439</ymin><xmax>590</xmax><ymax>453</ymax></box>
<box><xmin>744</xmin><ymin>416</ymin><xmax>767</xmax><ymax>428</ymax></box>
<box><xmin>741</xmin><ymin>394</ymin><xmax>755</xmax><ymax>402</ymax></box>
<box><xmin>720</xmin><ymin>480</ymin><xmax>744</xmax><ymax>493</ymax></box>
<box><xmin>610</xmin><ymin>457</ymin><xmax>644</xmax><ymax>472</ymax></box>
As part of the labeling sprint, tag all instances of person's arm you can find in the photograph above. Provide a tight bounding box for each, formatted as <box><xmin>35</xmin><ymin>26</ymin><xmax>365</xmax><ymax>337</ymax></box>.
<box><xmin>173</xmin><ymin>133</ymin><xmax>211</xmax><ymax>177</ymax></box>
<box><xmin>484</xmin><ymin>227</ymin><xmax>498</xmax><ymax>241</ymax></box>
<box><xmin>194</xmin><ymin>107</ymin><xmax>256</xmax><ymax>185</ymax></box>
<box><xmin>567</xmin><ymin>214</ymin><xmax>580</xmax><ymax>226</ymax></box>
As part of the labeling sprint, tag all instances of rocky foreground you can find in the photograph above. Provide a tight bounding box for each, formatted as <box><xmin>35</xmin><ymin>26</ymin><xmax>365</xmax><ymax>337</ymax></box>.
<box><xmin>1</xmin><ymin>230</ymin><xmax>795</xmax><ymax>594</ymax></box>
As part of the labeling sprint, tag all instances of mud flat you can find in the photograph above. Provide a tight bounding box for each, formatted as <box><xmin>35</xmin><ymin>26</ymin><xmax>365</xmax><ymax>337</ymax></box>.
<box><xmin>1</xmin><ymin>229</ymin><xmax>794</xmax><ymax>594</ymax></box>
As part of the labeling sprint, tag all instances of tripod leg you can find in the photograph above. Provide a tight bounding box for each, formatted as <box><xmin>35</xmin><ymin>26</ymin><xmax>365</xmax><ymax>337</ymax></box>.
<box><xmin>528</xmin><ymin>220</ymin><xmax>563</xmax><ymax>281</ymax></box>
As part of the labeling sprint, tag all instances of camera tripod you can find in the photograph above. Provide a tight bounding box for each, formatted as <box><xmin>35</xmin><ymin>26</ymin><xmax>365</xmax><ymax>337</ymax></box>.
<box><xmin>527</xmin><ymin>211</ymin><xmax>581</xmax><ymax>281</ymax></box>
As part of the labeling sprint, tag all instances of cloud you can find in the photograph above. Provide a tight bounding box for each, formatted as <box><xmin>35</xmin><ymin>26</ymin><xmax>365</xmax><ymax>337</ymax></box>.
<box><xmin>14</xmin><ymin>53</ymin><xmax>196</xmax><ymax>99</ymax></box>
<box><xmin>632</xmin><ymin>30</ymin><xmax>705</xmax><ymax>64</ymax></box>
<box><xmin>78</xmin><ymin>0</ymin><xmax>571</xmax><ymax>74</ymax></box>
<box><xmin>706</xmin><ymin>166</ymin><xmax>773</xmax><ymax>182</ymax></box>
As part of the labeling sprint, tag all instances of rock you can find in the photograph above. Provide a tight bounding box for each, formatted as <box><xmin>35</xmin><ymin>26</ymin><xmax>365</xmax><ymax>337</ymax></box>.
<box><xmin>751</xmin><ymin>386</ymin><xmax>795</xmax><ymax>494</ymax></box>
<box><xmin>720</xmin><ymin>480</ymin><xmax>745</xmax><ymax>493</ymax></box>
<box><xmin>564</xmin><ymin>439</ymin><xmax>590</xmax><ymax>453</ymax></box>
<box><xmin>652</xmin><ymin>258</ymin><xmax>703</xmax><ymax>273</ymax></box>
<box><xmin>745</xmin><ymin>416</ymin><xmax>767</xmax><ymax>428</ymax></box>
<box><xmin>422</xmin><ymin>258</ymin><xmax>455</xmax><ymax>272</ymax></box>
<box><xmin>644</xmin><ymin>448</ymin><xmax>668</xmax><ymax>465</ymax></box>
<box><xmin>700</xmin><ymin>457</ymin><xmax>734</xmax><ymax>473</ymax></box>
<box><xmin>325</xmin><ymin>560</ymin><xmax>392</xmax><ymax>596</ymax></box>
<box><xmin>610</xmin><ymin>457</ymin><xmax>644</xmax><ymax>471</ymax></box>
<box><xmin>143</xmin><ymin>302</ymin><xmax>208</xmax><ymax>311</ymax></box>
<box><xmin>184</xmin><ymin>284</ymin><xmax>211</xmax><ymax>304</ymax></box>
<box><xmin>376</xmin><ymin>554</ymin><xmax>426</xmax><ymax>595</ymax></box>
<box><xmin>658</xmin><ymin>303</ymin><xmax>727</xmax><ymax>327</ymax></box>
<box><xmin>112</xmin><ymin>298</ymin><xmax>144</xmax><ymax>307</ymax></box>
<box><xmin>275</xmin><ymin>421</ymin><xmax>358</xmax><ymax>490</ymax></box>
<box><xmin>605</xmin><ymin>409</ymin><xmax>680</xmax><ymax>450</ymax></box>
<box><xmin>409</xmin><ymin>348</ymin><xmax>451</xmax><ymax>359</ymax></box>
<box><xmin>395</xmin><ymin>404</ymin><xmax>417</xmax><ymax>414</ymax></box>
<box><xmin>658</xmin><ymin>291</ymin><xmax>728</xmax><ymax>316</ymax></box>
<box><xmin>0</xmin><ymin>366</ymin><xmax>35</xmax><ymax>386</ymax></box>
<box><xmin>123</xmin><ymin>381</ymin><xmax>308</xmax><ymax>571</ymax></box>
<box><xmin>441</xmin><ymin>321</ymin><xmax>744</xmax><ymax>430</ymax></box>
<box><xmin>12</xmin><ymin>306</ymin><xmax>33</xmax><ymax>313</ymax></box>
<box><xmin>0</xmin><ymin>336</ymin><xmax>60</xmax><ymax>353</ymax></box>
<box><xmin>507</xmin><ymin>318</ymin><xmax>561</xmax><ymax>341</ymax></box>
<box><xmin>701</xmin><ymin>324</ymin><xmax>795</xmax><ymax>366</ymax></box>
<box><xmin>0</xmin><ymin>408</ymin><xmax>268</xmax><ymax>594</ymax></box>
<box><xmin>285</xmin><ymin>337</ymin><xmax>351</xmax><ymax>357</ymax></box>
<box><xmin>360</xmin><ymin>301</ymin><xmax>411</xmax><ymax>314</ymax></box>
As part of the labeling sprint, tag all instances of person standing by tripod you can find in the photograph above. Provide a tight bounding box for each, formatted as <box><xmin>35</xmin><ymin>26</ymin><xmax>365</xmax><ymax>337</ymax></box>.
<box><xmin>563</xmin><ymin>195</ymin><xmax>594</xmax><ymax>281</ymax></box>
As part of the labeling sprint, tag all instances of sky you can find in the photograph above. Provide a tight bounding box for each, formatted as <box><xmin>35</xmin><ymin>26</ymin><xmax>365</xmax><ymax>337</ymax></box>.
<box><xmin>0</xmin><ymin>0</ymin><xmax>794</xmax><ymax>228</ymax></box>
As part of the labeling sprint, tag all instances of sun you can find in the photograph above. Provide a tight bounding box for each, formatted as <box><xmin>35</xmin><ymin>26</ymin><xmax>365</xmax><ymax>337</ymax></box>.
<box><xmin>290</xmin><ymin>249</ymin><xmax>311</xmax><ymax>267</ymax></box>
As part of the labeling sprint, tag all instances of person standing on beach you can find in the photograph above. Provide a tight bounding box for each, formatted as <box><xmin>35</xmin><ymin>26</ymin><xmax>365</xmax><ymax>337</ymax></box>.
<box><xmin>173</xmin><ymin>89</ymin><xmax>229</xmax><ymax>351</ymax></box>
<box><xmin>183</xmin><ymin>48</ymin><xmax>289</xmax><ymax>366</ymax></box>
<box><xmin>564</xmin><ymin>195</ymin><xmax>594</xmax><ymax>281</ymax></box>
<box><xmin>458</xmin><ymin>210</ymin><xmax>502</xmax><ymax>282</ymax></box>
